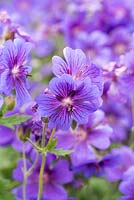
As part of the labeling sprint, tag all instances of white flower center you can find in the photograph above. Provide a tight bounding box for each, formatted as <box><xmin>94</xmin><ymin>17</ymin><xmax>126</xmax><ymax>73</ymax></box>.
<box><xmin>12</xmin><ymin>66</ymin><xmax>19</xmax><ymax>75</ymax></box>
<box><xmin>62</xmin><ymin>97</ymin><xmax>73</xmax><ymax>111</ymax></box>
<box><xmin>62</xmin><ymin>97</ymin><xmax>72</xmax><ymax>106</ymax></box>
<box><xmin>76</xmin><ymin>130</ymin><xmax>87</xmax><ymax>141</ymax></box>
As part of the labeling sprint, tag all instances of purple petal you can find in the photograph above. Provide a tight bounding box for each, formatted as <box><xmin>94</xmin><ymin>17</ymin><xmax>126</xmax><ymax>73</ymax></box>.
<box><xmin>48</xmin><ymin>106</ymin><xmax>72</xmax><ymax>130</ymax></box>
<box><xmin>119</xmin><ymin>179</ymin><xmax>134</xmax><ymax>196</ymax></box>
<box><xmin>72</xmin><ymin>103</ymin><xmax>93</xmax><ymax>124</ymax></box>
<box><xmin>0</xmin><ymin>125</ymin><xmax>13</xmax><ymax>146</ymax></box>
<box><xmin>49</xmin><ymin>74</ymin><xmax>74</xmax><ymax>98</ymax></box>
<box><xmin>26</xmin><ymin>183</ymin><xmax>39</xmax><ymax>199</ymax></box>
<box><xmin>51</xmin><ymin>160</ymin><xmax>73</xmax><ymax>184</ymax></box>
<box><xmin>44</xmin><ymin>183</ymin><xmax>67</xmax><ymax>200</ymax></box>
<box><xmin>13</xmin><ymin>159</ymin><xmax>31</xmax><ymax>182</ymax></box>
<box><xmin>88</xmin><ymin>125</ymin><xmax>112</xmax><ymax>150</ymax></box>
<box><xmin>15</xmin><ymin>77</ymin><xmax>31</xmax><ymax>106</ymax></box>
<box><xmin>52</xmin><ymin>56</ymin><xmax>68</xmax><ymax>77</ymax></box>
<box><xmin>14</xmin><ymin>38</ymin><xmax>32</xmax><ymax>65</ymax></box>
<box><xmin>63</xmin><ymin>47</ymin><xmax>86</xmax><ymax>75</ymax></box>
<box><xmin>3</xmin><ymin>40</ymin><xmax>16</xmax><ymax>68</ymax></box>
<box><xmin>118</xmin><ymin>197</ymin><xmax>133</xmax><ymax>200</ymax></box>
<box><xmin>0</xmin><ymin>69</ymin><xmax>13</xmax><ymax>95</ymax></box>
<box><xmin>88</xmin><ymin>63</ymin><xmax>103</xmax><ymax>94</ymax></box>
<box><xmin>56</xmin><ymin>132</ymin><xmax>75</xmax><ymax>150</ymax></box>
<box><xmin>36</xmin><ymin>94</ymin><xmax>60</xmax><ymax>116</ymax></box>
<box><xmin>12</xmin><ymin>139</ymin><xmax>32</xmax><ymax>154</ymax></box>
<box><xmin>71</xmin><ymin>141</ymin><xmax>96</xmax><ymax>167</ymax></box>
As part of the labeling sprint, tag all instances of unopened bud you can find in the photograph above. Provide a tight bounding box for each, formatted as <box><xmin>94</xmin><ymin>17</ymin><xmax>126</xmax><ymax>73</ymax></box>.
<box><xmin>5</xmin><ymin>96</ymin><xmax>15</xmax><ymax>110</ymax></box>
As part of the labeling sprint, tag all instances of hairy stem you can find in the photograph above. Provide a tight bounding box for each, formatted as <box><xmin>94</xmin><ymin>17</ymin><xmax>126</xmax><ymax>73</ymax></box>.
<box><xmin>37</xmin><ymin>122</ymin><xmax>47</xmax><ymax>200</ymax></box>
<box><xmin>22</xmin><ymin>143</ymin><xmax>27</xmax><ymax>200</ymax></box>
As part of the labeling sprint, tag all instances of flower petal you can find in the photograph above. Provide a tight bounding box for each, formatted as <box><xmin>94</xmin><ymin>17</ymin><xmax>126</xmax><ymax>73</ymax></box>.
<box><xmin>63</xmin><ymin>47</ymin><xmax>87</xmax><ymax>75</ymax></box>
<box><xmin>44</xmin><ymin>183</ymin><xmax>67</xmax><ymax>200</ymax></box>
<box><xmin>71</xmin><ymin>141</ymin><xmax>95</xmax><ymax>166</ymax></box>
<box><xmin>51</xmin><ymin>160</ymin><xmax>73</xmax><ymax>184</ymax></box>
<box><xmin>88</xmin><ymin>125</ymin><xmax>112</xmax><ymax>150</ymax></box>
<box><xmin>52</xmin><ymin>56</ymin><xmax>68</xmax><ymax>77</ymax></box>
<box><xmin>14</xmin><ymin>38</ymin><xmax>32</xmax><ymax>65</ymax></box>
<box><xmin>15</xmin><ymin>77</ymin><xmax>31</xmax><ymax>106</ymax></box>
<box><xmin>49</xmin><ymin>74</ymin><xmax>74</xmax><ymax>98</ymax></box>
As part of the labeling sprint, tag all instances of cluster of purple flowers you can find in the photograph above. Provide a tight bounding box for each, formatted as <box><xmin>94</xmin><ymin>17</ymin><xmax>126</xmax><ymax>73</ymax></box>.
<box><xmin>0</xmin><ymin>0</ymin><xmax>134</xmax><ymax>200</ymax></box>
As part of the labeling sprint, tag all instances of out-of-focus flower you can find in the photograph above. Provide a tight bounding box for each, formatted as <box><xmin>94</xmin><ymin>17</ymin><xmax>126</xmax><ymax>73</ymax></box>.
<box><xmin>104</xmin><ymin>146</ymin><xmax>134</xmax><ymax>182</ymax></box>
<box><xmin>56</xmin><ymin>110</ymin><xmax>112</xmax><ymax>166</ymax></box>
<box><xmin>13</xmin><ymin>153</ymin><xmax>73</xmax><ymax>200</ymax></box>
<box><xmin>118</xmin><ymin>166</ymin><xmax>134</xmax><ymax>200</ymax></box>
<box><xmin>0</xmin><ymin>38</ymin><xmax>32</xmax><ymax>106</ymax></box>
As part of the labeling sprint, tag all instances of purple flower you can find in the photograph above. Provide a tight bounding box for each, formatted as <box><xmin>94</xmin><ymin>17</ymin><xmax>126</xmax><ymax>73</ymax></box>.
<box><xmin>52</xmin><ymin>47</ymin><xmax>103</xmax><ymax>94</ymax></box>
<box><xmin>13</xmin><ymin>154</ymin><xmax>73</xmax><ymax>200</ymax></box>
<box><xmin>104</xmin><ymin>147</ymin><xmax>134</xmax><ymax>182</ymax></box>
<box><xmin>102</xmin><ymin>98</ymin><xmax>132</xmax><ymax>142</ymax></box>
<box><xmin>0</xmin><ymin>38</ymin><xmax>32</xmax><ymax>106</ymax></box>
<box><xmin>118</xmin><ymin>166</ymin><xmax>134</xmax><ymax>200</ymax></box>
<box><xmin>56</xmin><ymin>110</ymin><xmax>112</xmax><ymax>166</ymax></box>
<box><xmin>0</xmin><ymin>125</ymin><xmax>14</xmax><ymax>146</ymax></box>
<box><xmin>36</xmin><ymin>74</ymin><xmax>102</xmax><ymax>130</ymax></box>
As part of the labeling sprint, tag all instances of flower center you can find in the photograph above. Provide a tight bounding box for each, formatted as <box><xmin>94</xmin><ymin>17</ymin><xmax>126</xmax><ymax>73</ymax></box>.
<box><xmin>76</xmin><ymin>130</ymin><xmax>87</xmax><ymax>141</ymax></box>
<box><xmin>43</xmin><ymin>173</ymin><xmax>49</xmax><ymax>183</ymax></box>
<box><xmin>12</xmin><ymin>66</ymin><xmax>19</xmax><ymax>75</ymax></box>
<box><xmin>62</xmin><ymin>97</ymin><xmax>73</xmax><ymax>111</ymax></box>
<box><xmin>62</xmin><ymin>97</ymin><xmax>72</xmax><ymax>105</ymax></box>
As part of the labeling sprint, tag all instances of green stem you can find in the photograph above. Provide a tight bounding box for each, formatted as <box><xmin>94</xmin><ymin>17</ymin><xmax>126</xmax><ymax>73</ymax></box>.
<box><xmin>26</xmin><ymin>137</ymin><xmax>41</xmax><ymax>152</ymax></box>
<box><xmin>46</xmin><ymin>128</ymin><xmax>56</xmax><ymax>148</ymax></box>
<box><xmin>26</xmin><ymin>152</ymin><xmax>39</xmax><ymax>176</ymax></box>
<box><xmin>22</xmin><ymin>143</ymin><xmax>27</xmax><ymax>200</ymax></box>
<box><xmin>37</xmin><ymin>152</ymin><xmax>46</xmax><ymax>200</ymax></box>
<box><xmin>37</xmin><ymin>122</ymin><xmax>47</xmax><ymax>200</ymax></box>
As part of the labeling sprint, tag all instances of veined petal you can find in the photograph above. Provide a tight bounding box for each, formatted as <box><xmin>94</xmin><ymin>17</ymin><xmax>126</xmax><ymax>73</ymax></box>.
<box><xmin>0</xmin><ymin>69</ymin><xmax>13</xmax><ymax>95</ymax></box>
<box><xmin>3</xmin><ymin>40</ymin><xmax>16</xmax><ymax>68</ymax></box>
<box><xmin>48</xmin><ymin>106</ymin><xmax>72</xmax><ymax>130</ymax></box>
<box><xmin>36</xmin><ymin>94</ymin><xmax>60</xmax><ymax>116</ymax></box>
<box><xmin>72</xmin><ymin>102</ymin><xmax>95</xmax><ymax>124</ymax></box>
<box><xmin>88</xmin><ymin>64</ymin><xmax>103</xmax><ymax>94</ymax></box>
<box><xmin>14</xmin><ymin>38</ymin><xmax>32</xmax><ymax>65</ymax></box>
<box><xmin>63</xmin><ymin>47</ymin><xmax>87</xmax><ymax>75</ymax></box>
<box><xmin>15</xmin><ymin>77</ymin><xmax>31</xmax><ymax>106</ymax></box>
<box><xmin>52</xmin><ymin>56</ymin><xmax>68</xmax><ymax>77</ymax></box>
<box><xmin>49</xmin><ymin>74</ymin><xmax>74</xmax><ymax>98</ymax></box>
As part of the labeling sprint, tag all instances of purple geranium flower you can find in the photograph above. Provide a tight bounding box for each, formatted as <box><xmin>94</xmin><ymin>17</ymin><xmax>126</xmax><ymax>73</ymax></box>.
<box><xmin>56</xmin><ymin>110</ymin><xmax>112</xmax><ymax>166</ymax></box>
<box><xmin>0</xmin><ymin>38</ymin><xmax>32</xmax><ymax>106</ymax></box>
<box><xmin>13</xmin><ymin>153</ymin><xmax>73</xmax><ymax>200</ymax></box>
<box><xmin>104</xmin><ymin>146</ymin><xmax>134</xmax><ymax>182</ymax></box>
<box><xmin>36</xmin><ymin>74</ymin><xmax>102</xmax><ymax>130</ymax></box>
<box><xmin>52</xmin><ymin>47</ymin><xmax>103</xmax><ymax>94</ymax></box>
<box><xmin>118</xmin><ymin>166</ymin><xmax>134</xmax><ymax>200</ymax></box>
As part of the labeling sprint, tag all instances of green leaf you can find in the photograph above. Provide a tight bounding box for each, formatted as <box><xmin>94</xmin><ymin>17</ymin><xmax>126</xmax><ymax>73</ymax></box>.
<box><xmin>0</xmin><ymin>115</ymin><xmax>31</xmax><ymax>129</ymax></box>
<box><xmin>47</xmin><ymin>138</ymin><xmax>57</xmax><ymax>151</ymax></box>
<box><xmin>49</xmin><ymin>148</ymin><xmax>73</xmax><ymax>156</ymax></box>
